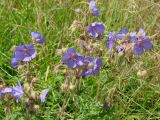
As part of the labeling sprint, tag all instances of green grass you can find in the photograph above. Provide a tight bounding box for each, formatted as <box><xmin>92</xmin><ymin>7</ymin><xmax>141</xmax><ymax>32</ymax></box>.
<box><xmin>0</xmin><ymin>0</ymin><xmax>160</xmax><ymax>119</ymax></box>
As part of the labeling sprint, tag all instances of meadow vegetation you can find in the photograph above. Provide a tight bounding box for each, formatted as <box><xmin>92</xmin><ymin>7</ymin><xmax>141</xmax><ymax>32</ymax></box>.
<box><xmin>0</xmin><ymin>0</ymin><xmax>160</xmax><ymax>119</ymax></box>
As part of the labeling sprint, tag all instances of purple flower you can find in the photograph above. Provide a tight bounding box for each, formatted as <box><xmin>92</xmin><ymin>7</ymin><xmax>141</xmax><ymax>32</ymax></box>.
<box><xmin>0</xmin><ymin>88</ymin><xmax>12</xmax><ymax>98</ymax></box>
<box><xmin>14</xmin><ymin>44</ymin><xmax>37</xmax><ymax>62</ymax></box>
<box><xmin>62</xmin><ymin>48</ymin><xmax>84</xmax><ymax>69</ymax></box>
<box><xmin>12</xmin><ymin>81</ymin><xmax>24</xmax><ymax>103</ymax></box>
<box><xmin>40</xmin><ymin>89</ymin><xmax>49</xmax><ymax>103</ymax></box>
<box><xmin>116</xmin><ymin>28</ymin><xmax>128</xmax><ymax>40</ymax></box>
<box><xmin>129</xmin><ymin>32</ymin><xmax>137</xmax><ymax>42</ymax></box>
<box><xmin>88</xmin><ymin>22</ymin><xmax>105</xmax><ymax>38</ymax></box>
<box><xmin>1</xmin><ymin>88</ymin><xmax>12</xmax><ymax>94</ymax></box>
<box><xmin>31</xmin><ymin>32</ymin><xmax>46</xmax><ymax>44</ymax></box>
<box><xmin>133</xmin><ymin>37</ymin><xmax>153</xmax><ymax>55</ymax></box>
<box><xmin>11</xmin><ymin>58</ymin><xmax>19</xmax><ymax>68</ymax></box>
<box><xmin>89</xmin><ymin>0</ymin><xmax>99</xmax><ymax>17</ymax></box>
<box><xmin>106</xmin><ymin>32</ymin><xmax>115</xmax><ymax>50</ymax></box>
<box><xmin>79</xmin><ymin>56</ymin><xmax>102</xmax><ymax>76</ymax></box>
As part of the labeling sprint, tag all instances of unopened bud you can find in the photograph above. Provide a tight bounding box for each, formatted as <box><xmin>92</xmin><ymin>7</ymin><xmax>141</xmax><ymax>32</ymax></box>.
<box><xmin>10</xmin><ymin>45</ymin><xmax>17</xmax><ymax>52</ymax></box>
<box><xmin>60</xmin><ymin>83</ymin><xmax>68</xmax><ymax>93</ymax></box>
<box><xmin>33</xmin><ymin>104</ymin><xmax>39</xmax><ymax>112</ymax></box>
<box><xmin>118</xmin><ymin>51</ymin><xmax>124</xmax><ymax>57</ymax></box>
<box><xmin>74</xmin><ymin>8</ymin><xmax>82</xmax><ymax>13</ymax></box>
<box><xmin>93</xmin><ymin>43</ymin><xmax>100</xmax><ymax>48</ymax></box>
<box><xmin>31</xmin><ymin>91</ymin><xmax>37</xmax><ymax>99</ymax></box>
<box><xmin>69</xmin><ymin>84</ymin><xmax>75</xmax><ymax>91</ymax></box>
<box><xmin>24</xmin><ymin>83</ymin><xmax>30</xmax><ymax>93</ymax></box>
<box><xmin>137</xmin><ymin>70</ymin><xmax>147</xmax><ymax>77</ymax></box>
<box><xmin>55</xmin><ymin>48</ymin><xmax>67</xmax><ymax>56</ymax></box>
<box><xmin>88</xmin><ymin>63</ymin><xmax>94</xmax><ymax>69</ymax></box>
<box><xmin>25</xmin><ymin>98</ymin><xmax>29</xmax><ymax>103</ymax></box>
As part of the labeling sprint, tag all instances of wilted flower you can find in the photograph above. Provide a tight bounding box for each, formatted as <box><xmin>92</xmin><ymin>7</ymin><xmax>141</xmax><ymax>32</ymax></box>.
<box><xmin>116</xmin><ymin>28</ymin><xmax>128</xmax><ymax>40</ymax></box>
<box><xmin>12</xmin><ymin>81</ymin><xmax>24</xmax><ymax>103</ymax></box>
<box><xmin>11</xmin><ymin>58</ymin><xmax>19</xmax><ymax>68</ymax></box>
<box><xmin>62</xmin><ymin>48</ymin><xmax>84</xmax><ymax>69</ymax></box>
<box><xmin>89</xmin><ymin>0</ymin><xmax>99</xmax><ymax>17</ymax></box>
<box><xmin>88</xmin><ymin>22</ymin><xmax>105</xmax><ymax>38</ymax></box>
<box><xmin>106</xmin><ymin>32</ymin><xmax>115</xmax><ymax>50</ymax></box>
<box><xmin>133</xmin><ymin>37</ymin><xmax>153</xmax><ymax>55</ymax></box>
<box><xmin>79</xmin><ymin>56</ymin><xmax>102</xmax><ymax>76</ymax></box>
<box><xmin>31</xmin><ymin>32</ymin><xmax>46</xmax><ymax>44</ymax></box>
<box><xmin>40</xmin><ymin>89</ymin><xmax>49</xmax><ymax>103</ymax></box>
<box><xmin>14</xmin><ymin>44</ymin><xmax>37</xmax><ymax>62</ymax></box>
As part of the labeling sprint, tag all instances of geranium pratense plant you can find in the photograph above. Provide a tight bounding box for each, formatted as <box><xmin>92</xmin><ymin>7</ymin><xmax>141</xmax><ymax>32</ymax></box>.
<box><xmin>2</xmin><ymin>32</ymin><xmax>49</xmax><ymax>112</ymax></box>
<box><xmin>106</xmin><ymin>28</ymin><xmax>153</xmax><ymax>56</ymax></box>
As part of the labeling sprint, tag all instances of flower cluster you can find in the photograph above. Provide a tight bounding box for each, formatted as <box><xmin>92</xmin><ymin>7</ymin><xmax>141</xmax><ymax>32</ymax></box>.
<box><xmin>0</xmin><ymin>80</ymin><xmax>49</xmax><ymax>110</ymax></box>
<box><xmin>4</xmin><ymin>32</ymin><xmax>49</xmax><ymax>112</ymax></box>
<box><xmin>11</xmin><ymin>32</ymin><xmax>45</xmax><ymax>68</ymax></box>
<box><xmin>106</xmin><ymin>28</ymin><xmax>153</xmax><ymax>55</ymax></box>
<box><xmin>62</xmin><ymin>48</ymin><xmax>102</xmax><ymax>77</ymax></box>
<box><xmin>0</xmin><ymin>81</ymin><xmax>23</xmax><ymax>103</ymax></box>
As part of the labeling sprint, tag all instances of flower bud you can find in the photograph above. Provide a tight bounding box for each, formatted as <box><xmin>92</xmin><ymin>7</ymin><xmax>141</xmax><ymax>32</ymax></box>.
<box><xmin>88</xmin><ymin>62</ymin><xmax>94</xmax><ymax>69</ymax></box>
<box><xmin>69</xmin><ymin>84</ymin><xmax>75</xmax><ymax>91</ymax></box>
<box><xmin>55</xmin><ymin>48</ymin><xmax>67</xmax><ymax>56</ymax></box>
<box><xmin>24</xmin><ymin>83</ymin><xmax>30</xmax><ymax>93</ymax></box>
<box><xmin>30</xmin><ymin>91</ymin><xmax>37</xmax><ymax>99</ymax></box>
<box><xmin>118</xmin><ymin>51</ymin><xmax>124</xmax><ymax>57</ymax></box>
<box><xmin>10</xmin><ymin>45</ymin><xmax>17</xmax><ymax>52</ymax></box>
<box><xmin>33</xmin><ymin>104</ymin><xmax>39</xmax><ymax>112</ymax></box>
<box><xmin>25</xmin><ymin>97</ymin><xmax>29</xmax><ymax>103</ymax></box>
<box><xmin>60</xmin><ymin>83</ymin><xmax>68</xmax><ymax>93</ymax></box>
<box><xmin>137</xmin><ymin>70</ymin><xmax>147</xmax><ymax>77</ymax></box>
<box><xmin>74</xmin><ymin>8</ymin><xmax>82</xmax><ymax>13</ymax></box>
<box><xmin>93</xmin><ymin>43</ymin><xmax>100</xmax><ymax>48</ymax></box>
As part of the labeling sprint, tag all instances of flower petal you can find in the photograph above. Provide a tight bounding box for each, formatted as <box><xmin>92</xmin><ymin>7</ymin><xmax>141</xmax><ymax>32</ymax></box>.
<box><xmin>133</xmin><ymin>44</ymin><xmax>144</xmax><ymax>55</ymax></box>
